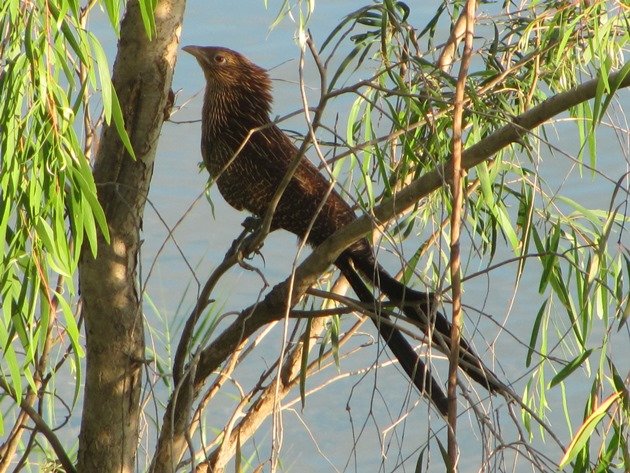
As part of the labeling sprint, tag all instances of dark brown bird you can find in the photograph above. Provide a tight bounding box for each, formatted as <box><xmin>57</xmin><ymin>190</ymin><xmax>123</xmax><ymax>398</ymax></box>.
<box><xmin>183</xmin><ymin>45</ymin><xmax>502</xmax><ymax>416</ymax></box>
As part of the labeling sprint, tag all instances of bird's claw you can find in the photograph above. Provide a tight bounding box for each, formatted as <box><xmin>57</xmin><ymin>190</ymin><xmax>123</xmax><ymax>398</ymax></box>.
<box><xmin>241</xmin><ymin>216</ymin><xmax>262</xmax><ymax>232</ymax></box>
<box><xmin>227</xmin><ymin>217</ymin><xmax>265</xmax><ymax>265</ymax></box>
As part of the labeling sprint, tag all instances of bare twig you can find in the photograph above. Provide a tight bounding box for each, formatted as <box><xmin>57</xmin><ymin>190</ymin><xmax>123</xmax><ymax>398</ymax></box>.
<box><xmin>447</xmin><ymin>1</ymin><xmax>476</xmax><ymax>470</ymax></box>
<box><xmin>0</xmin><ymin>379</ymin><xmax>77</xmax><ymax>473</ymax></box>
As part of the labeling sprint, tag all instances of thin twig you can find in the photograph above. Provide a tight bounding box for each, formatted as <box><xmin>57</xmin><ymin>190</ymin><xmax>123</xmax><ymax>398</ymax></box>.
<box><xmin>447</xmin><ymin>1</ymin><xmax>476</xmax><ymax>469</ymax></box>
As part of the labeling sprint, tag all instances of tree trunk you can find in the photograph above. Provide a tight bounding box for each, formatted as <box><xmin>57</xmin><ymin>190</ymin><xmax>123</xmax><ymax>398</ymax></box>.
<box><xmin>77</xmin><ymin>0</ymin><xmax>186</xmax><ymax>471</ymax></box>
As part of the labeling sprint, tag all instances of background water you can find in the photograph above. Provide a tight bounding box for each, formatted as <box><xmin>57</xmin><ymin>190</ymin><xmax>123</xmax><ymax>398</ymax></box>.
<box><xmin>97</xmin><ymin>1</ymin><xmax>628</xmax><ymax>471</ymax></box>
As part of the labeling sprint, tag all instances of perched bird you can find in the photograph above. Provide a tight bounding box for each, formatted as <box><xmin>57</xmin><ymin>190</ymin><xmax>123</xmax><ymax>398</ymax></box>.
<box><xmin>183</xmin><ymin>45</ymin><xmax>501</xmax><ymax>416</ymax></box>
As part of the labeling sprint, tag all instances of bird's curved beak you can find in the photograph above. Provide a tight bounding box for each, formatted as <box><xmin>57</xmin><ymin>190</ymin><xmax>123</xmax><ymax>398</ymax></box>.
<box><xmin>182</xmin><ymin>45</ymin><xmax>204</xmax><ymax>60</ymax></box>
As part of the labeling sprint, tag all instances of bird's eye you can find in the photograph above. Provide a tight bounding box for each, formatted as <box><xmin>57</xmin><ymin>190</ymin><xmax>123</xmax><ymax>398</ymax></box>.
<box><xmin>214</xmin><ymin>54</ymin><xmax>226</xmax><ymax>64</ymax></box>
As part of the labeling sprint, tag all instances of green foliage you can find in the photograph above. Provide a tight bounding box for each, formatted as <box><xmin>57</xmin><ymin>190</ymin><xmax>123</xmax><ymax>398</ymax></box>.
<box><xmin>0</xmin><ymin>0</ymin><xmax>155</xmax><ymax>467</ymax></box>
<box><xmin>1</xmin><ymin>0</ymin><xmax>102</xmax><ymax>409</ymax></box>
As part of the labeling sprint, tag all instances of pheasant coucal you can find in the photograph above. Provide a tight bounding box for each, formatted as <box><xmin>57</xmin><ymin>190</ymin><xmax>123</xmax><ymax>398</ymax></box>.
<box><xmin>183</xmin><ymin>45</ymin><xmax>502</xmax><ymax>416</ymax></box>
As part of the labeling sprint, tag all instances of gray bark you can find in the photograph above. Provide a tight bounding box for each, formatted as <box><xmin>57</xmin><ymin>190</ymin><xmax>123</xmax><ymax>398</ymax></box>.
<box><xmin>77</xmin><ymin>0</ymin><xmax>186</xmax><ymax>471</ymax></box>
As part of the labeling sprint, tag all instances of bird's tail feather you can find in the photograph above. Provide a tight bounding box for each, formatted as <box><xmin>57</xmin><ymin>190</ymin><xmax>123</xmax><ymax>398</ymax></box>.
<box><xmin>348</xmin><ymin>248</ymin><xmax>504</xmax><ymax>394</ymax></box>
<box><xmin>336</xmin><ymin>258</ymin><xmax>449</xmax><ymax>416</ymax></box>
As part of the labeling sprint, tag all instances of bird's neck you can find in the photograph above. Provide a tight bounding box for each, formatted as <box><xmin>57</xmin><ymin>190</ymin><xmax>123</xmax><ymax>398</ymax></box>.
<box><xmin>201</xmin><ymin>85</ymin><xmax>271</xmax><ymax>142</ymax></box>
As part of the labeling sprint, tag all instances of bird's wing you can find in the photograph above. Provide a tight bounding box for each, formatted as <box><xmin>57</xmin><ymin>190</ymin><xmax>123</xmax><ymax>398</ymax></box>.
<box><xmin>237</xmin><ymin>125</ymin><xmax>356</xmax><ymax>245</ymax></box>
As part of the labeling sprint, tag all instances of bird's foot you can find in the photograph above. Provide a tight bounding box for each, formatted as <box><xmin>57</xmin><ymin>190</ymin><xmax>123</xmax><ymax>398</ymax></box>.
<box><xmin>227</xmin><ymin>216</ymin><xmax>265</xmax><ymax>264</ymax></box>
<box><xmin>241</xmin><ymin>216</ymin><xmax>262</xmax><ymax>233</ymax></box>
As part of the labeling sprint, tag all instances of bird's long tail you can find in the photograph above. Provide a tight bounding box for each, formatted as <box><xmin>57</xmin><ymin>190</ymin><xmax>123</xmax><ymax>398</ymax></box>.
<box><xmin>345</xmin><ymin>244</ymin><xmax>504</xmax><ymax>395</ymax></box>
<box><xmin>335</xmin><ymin>257</ymin><xmax>449</xmax><ymax>416</ymax></box>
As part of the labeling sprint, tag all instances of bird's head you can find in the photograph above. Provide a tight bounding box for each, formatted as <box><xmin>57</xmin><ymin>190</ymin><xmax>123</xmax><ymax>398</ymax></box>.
<box><xmin>182</xmin><ymin>46</ymin><xmax>272</xmax><ymax>98</ymax></box>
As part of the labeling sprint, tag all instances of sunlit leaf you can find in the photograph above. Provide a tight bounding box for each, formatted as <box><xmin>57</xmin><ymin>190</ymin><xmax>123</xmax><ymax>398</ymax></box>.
<box><xmin>550</xmin><ymin>349</ymin><xmax>593</xmax><ymax>388</ymax></box>
<box><xmin>559</xmin><ymin>391</ymin><xmax>622</xmax><ymax>469</ymax></box>
<box><xmin>527</xmin><ymin>301</ymin><xmax>547</xmax><ymax>367</ymax></box>
<box><xmin>300</xmin><ymin>317</ymin><xmax>312</xmax><ymax>409</ymax></box>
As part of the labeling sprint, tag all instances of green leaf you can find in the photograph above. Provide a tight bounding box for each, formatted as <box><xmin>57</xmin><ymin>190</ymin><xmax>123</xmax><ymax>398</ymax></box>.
<box><xmin>0</xmin><ymin>324</ymin><xmax>23</xmax><ymax>403</ymax></box>
<box><xmin>300</xmin><ymin>317</ymin><xmax>311</xmax><ymax>409</ymax></box>
<box><xmin>137</xmin><ymin>0</ymin><xmax>156</xmax><ymax>38</ymax></box>
<box><xmin>329</xmin><ymin>44</ymin><xmax>363</xmax><ymax>92</ymax></box>
<box><xmin>598</xmin><ymin>60</ymin><xmax>630</xmax><ymax>122</ymax></box>
<box><xmin>110</xmin><ymin>87</ymin><xmax>136</xmax><ymax>159</ymax></box>
<box><xmin>435</xmin><ymin>436</ymin><xmax>451</xmax><ymax>470</ymax></box>
<box><xmin>76</xmin><ymin>159</ymin><xmax>109</xmax><ymax>241</ymax></box>
<box><xmin>89</xmin><ymin>34</ymin><xmax>112</xmax><ymax>122</ymax></box>
<box><xmin>102</xmin><ymin>0</ymin><xmax>121</xmax><ymax>34</ymax></box>
<box><xmin>477</xmin><ymin>161</ymin><xmax>494</xmax><ymax>208</ymax></box>
<box><xmin>556</xmin><ymin>196</ymin><xmax>601</xmax><ymax>227</ymax></box>
<box><xmin>526</xmin><ymin>301</ymin><xmax>547</xmax><ymax>367</ymax></box>
<box><xmin>495</xmin><ymin>205</ymin><xmax>519</xmax><ymax>253</ymax></box>
<box><xmin>593</xmin><ymin>427</ymin><xmax>619</xmax><ymax>473</ymax></box>
<box><xmin>550</xmin><ymin>349</ymin><xmax>593</xmax><ymax>388</ymax></box>
<box><xmin>56</xmin><ymin>294</ymin><xmax>83</xmax><ymax>406</ymax></box>
<box><xmin>330</xmin><ymin>315</ymin><xmax>340</xmax><ymax>366</ymax></box>
<box><xmin>559</xmin><ymin>391</ymin><xmax>622</xmax><ymax>469</ymax></box>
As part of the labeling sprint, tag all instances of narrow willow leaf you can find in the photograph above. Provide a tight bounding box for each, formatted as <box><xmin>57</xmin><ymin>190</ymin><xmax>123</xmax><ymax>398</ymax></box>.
<box><xmin>89</xmin><ymin>34</ymin><xmax>112</xmax><ymax>123</ymax></box>
<box><xmin>435</xmin><ymin>436</ymin><xmax>450</xmax><ymax>470</ymax></box>
<box><xmin>35</xmin><ymin>218</ymin><xmax>56</xmax><ymax>257</ymax></box>
<box><xmin>329</xmin><ymin>44</ymin><xmax>362</xmax><ymax>92</ymax></box>
<box><xmin>516</xmin><ymin>183</ymin><xmax>534</xmax><ymax>279</ymax></box>
<box><xmin>0</xmin><ymin>203</ymin><xmax>12</xmax><ymax>260</ymax></box>
<box><xmin>418</xmin><ymin>2</ymin><xmax>445</xmax><ymax>38</ymax></box>
<box><xmin>537</xmin><ymin>224</ymin><xmax>559</xmax><ymax>293</ymax></box>
<box><xmin>80</xmin><ymin>194</ymin><xmax>98</xmax><ymax>256</ymax></box>
<box><xmin>556</xmin><ymin>195</ymin><xmax>601</xmax><ymax>226</ymax></box>
<box><xmin>330</xmin><ymin>315</ymin><xmax>340</xmax><ymax>366</ymax></box>
<box><xmin>110</xmin><ymin>87</ymin><xmax>136</xmax><ymax>159</ymax></box>
<box><xmin>102</xmin><ymin>0</ymin><xmax>121</xmax><ymax>34</ymax></box>
<box><xmin>495</xmin><ymin>205</ymin><xmax>519</xmax><ymax>252</ymax></box>
<box><xmin>137</xmin><ymin>0</ymin><xmax>156</xmax><ymax>38</ymax></box>
<box><xmin>317</xmin><ymin>329</ymin><xmax>329</xmax><ymax>366</ymax></box>
<box><xmin>593</xmin><ymin>427</ymin><xmax>619</xmax><ymax>473</ymax></box>
<box><xmin>321</xmin><ymin>6</ymin><xmax>366</xmax><ymax>51</ymax></box>
<box><xmin>53</xmin><ymin>200</ymin><xmax>73</xmax><ymax>274</ymax></box>
<box><xmin>56</xmin><ymin>294</ymin><xmax>84</xmax><ymax>405</ymax></box>
<box><xmin>584</xmin><ymin>100</ymin><xmax>597</xmax><ymax>171</ymax></box>
<box><xmin>526</xmin><ymin>301</ymin><xmax>547</xmax><ymax>367</ymax></box>
<box><xmin>74</xmin><ymin>159</ymin><xmax>110</xmax><ymax>243</ymax></box>
<box><xmin>66</xmin><ymin>0</ymin><xmax>80</xmax><ymax>19</ymax></box>
<box><xmin>559</xmin><ymin>391</ymin><xmax>621</xmax><ymax>469</ymax></box>
<box><xmin>44</xmin><ymin>251</ymin><xmax>70</xmax><ymax>278</ymax></box>
<box><xmin>267</xmin><ymin>0</ymin><xmax>291</xmax><ymax>32</ymax></box>
<box><xmin>598</xmin><ymin>61</ymin><xmax>630</xmax><ymax>122</ymax></box>
<box><xmin>0</xmin><ymin>334</ymin><xmax>23</xmax><ymax>403</ymax></box>
<box><xmin>592</xmin><ymin>71</ymin><xmax>606</xmax><ymax>129</ymax></box>
<box><xmin>300</xmin><ymin>317</ymin><xmax>312</xmax><ymax>409</ymax></box>
<box><xmin>37</xmin><ymin>292</ymin><xmax>50</xmax><ymax>358</ymax></box>
<box><xmin>560</xmin><ymin>382</ymin><xmax>572</xmax><ymax>440</ymax></box>
<box><xmin>24</xmin><ymin>9</ymin><xmax>35</xmax><ymax>60</ymax></box>
<box><xmin>345</xmin><ymin>96</ymin><xmax>363</xmax><ymax>148</ymax></box>
<box><xmin>550</xmin><ymin>349</ymin><xmax>593</xmax><ymax>388</ymax></box>
<box><xmin>60</xmin><ymin>17</ymin><xmax>87</xmax><ymax>64</ymax></box>
<box><xmin>477</xmin><ymin>161</ymin><xmax>494</xmax><ymax>208</ymax></box>
<box><xmin>522</xmin><ymin>382</ymin><xmax>532</xmax><ymax>435</ymax></box>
